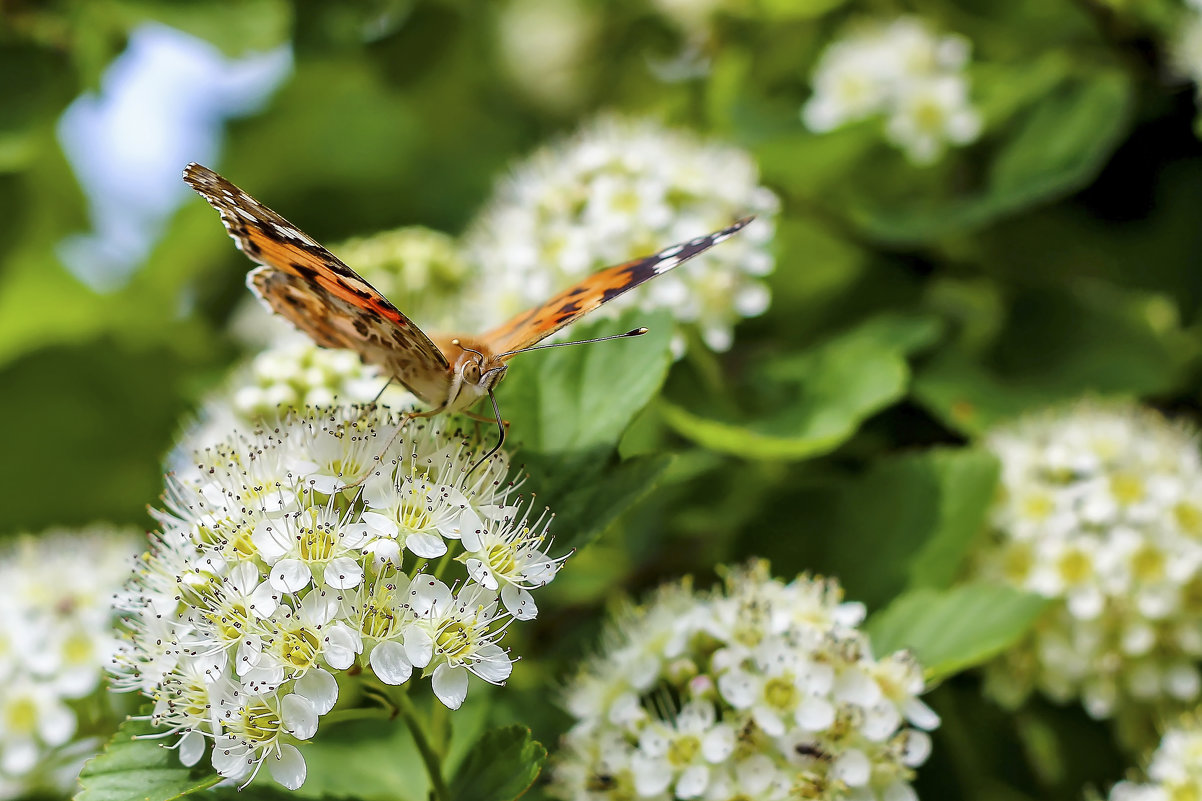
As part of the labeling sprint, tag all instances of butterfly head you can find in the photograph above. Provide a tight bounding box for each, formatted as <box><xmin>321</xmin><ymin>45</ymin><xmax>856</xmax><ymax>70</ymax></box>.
<box><xmin>444</xmin><ymin>338</ymin><xmax>508</xmax><ymax>413</ymax></box>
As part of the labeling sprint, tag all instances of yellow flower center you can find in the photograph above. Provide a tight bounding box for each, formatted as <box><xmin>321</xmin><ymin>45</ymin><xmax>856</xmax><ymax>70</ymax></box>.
<box><xmin>1057</xmin><ymin>549</ymin><xmax>1092</xmax><ymax>584</ymax></box>
<box><xmin>281</xmin><ymin>627</ymin><xmax>320</xmax><ymax>670</ymax></box>
<box><xmin>5</xmin><ymin>697</ymin><xmax>37</xmax><ymax>733</ymax></box>
<box><xmin>399</xmin><ymin>503</ymin><xmax>433</xmax><ymax>533</ymax></box>
<box><xmin>299</xmin><ymin>526</ymin><xmax>337</xmax><ymax>562</ymax></box>
<box><xmin>437</xmin><ymin>622</ymin><xmax>474</xmax><ymax>659</ymax></box>
<box><xmin>667</xmin><ymin>735</ymin><xmax>700</xmax><ymax>767</ymax></box>
<box><xmin>1176</xmin><ymin>502</ymin><xmax>1202</xmax><ymax>538</ymax></box>
<box><xmin>1130</xmin><ymin>545</ymin><xmax>1166</xmax><ymax>583</ymax></box>
<box><xmin>1110</xmin><ymin>473</ymin><xmax>1145</xmax><ymax>506</ymax></box>
<box><xmin>1001</xmin><ymin>541</ymin><xmax>1034</xmax><ymax>583</ymax></box>
<box><xmin>61</xmin><ymin>630</ymin><xmax>94</xmax><ymax>666</ymax></box>
<box><xmin>487</xmin><ymin>542</ymin><xmax>518</xmax><ymax>577</ymax></box>
<box><xmin>363</xmin><ymin>603</ymin><xmax>396</xmax><ymax>640</ymax></box>
<box><xmin>230</xmin><ymin>527</ymin><xmax>257</xmax><ymax>560</ymax></box>
<box><xmin>1020</xmin><ymin>493</ymin><xmax>1054</xmax><ymax>521</ymax></box>
<box><xmin>913</xmin><ymin>98</ymin><xmax>945</xmax><ymax>133</ymax></box>
<box><xmin>764</xmin><ymin>676</ymin><xmax>798</xmax><ymax>710</ymax></box>
<box><xmin>239</xmin><ymin>700</ymin><xmax>283</xmax><ymax>744</ymax></box>
<box><xmin>211</xmin><ymin>602</ymin><xmax>251</xmax><ymax>642</ymax></box>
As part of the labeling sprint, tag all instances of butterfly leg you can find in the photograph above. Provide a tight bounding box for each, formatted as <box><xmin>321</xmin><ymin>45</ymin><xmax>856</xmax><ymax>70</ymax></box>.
<box><xmin>459</xmin><ymin>409</ymin><xmax>512</xmax><ymax>428</ymax></box>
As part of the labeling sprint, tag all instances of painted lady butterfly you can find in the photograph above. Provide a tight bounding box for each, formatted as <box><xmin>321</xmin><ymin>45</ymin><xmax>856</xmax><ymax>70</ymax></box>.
<box><xmin>184</xmin><ymin>163</ymin><xmax>751</xmax><ymax>435</ymax></box>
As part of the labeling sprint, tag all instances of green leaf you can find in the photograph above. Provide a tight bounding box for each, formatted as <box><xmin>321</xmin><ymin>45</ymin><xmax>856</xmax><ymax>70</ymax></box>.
<box><xmin>905</xmin><ymin>449</ymin><xmax>1000</xmax><ymax>591</ymax></box>
<box><xmin>289</xmin><ymin>719</ymin><xmax>426</xmax><ymax>801</ymax></box>
<box><xmin>866</xmin><ymin>584</ymin><xmax>1048</xmax><ymax>682</ymax></box>
<box><xmin>501</xmin><ymin>308</ymin><xmax>674</xmax><ymax>454</ymax></box>
<box><xmin>662</xmin><ymin>314</ymin><xmax>940</xmax><ymax>460</ymax></box>
<box><xmin>449</xmin><ymin>726</ymin><xmax>546</xmax><ymax>801</ymax></box>
<box><xmin>807</xmin><ymin>447</ymin><xmax>991</xmax><ymax>608</ymax></box>
<box><xmin>842</xmin><ymin>68</ymin><xmax>1134</xmax><ymax>244</ymax></box>
<box><xmin>75</xmin><ymin>716</ymin><xmax>221</xmax><ymax>801</ymax></box>
<box><xmin>523</xmin><ymin>452</ymin><xmax>674</xmax><ymax>551</ymax></box>
<box><xmin>913</xmin><ymin>285</ymin><xmax>1194</xmax><ymax>435</ymax></box>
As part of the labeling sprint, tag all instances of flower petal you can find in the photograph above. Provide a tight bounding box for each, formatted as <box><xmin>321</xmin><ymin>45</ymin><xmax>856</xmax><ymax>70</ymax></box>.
<box><xmin>371</xmin><ymin>641</ymin><xmax>414</xmax><ymax>685</ymax></box>
<box><xmin>295</xmin><ymin>667</ymin><xmax>339</xmax><ymax>715</ymax></box>
<box><xmin>268</xmin><ymin>744</ymin><xmax>308</xmax><ymax>790</ymax></box>
<box><xmin>282</xmin><ymin>693</ymin><xmax>318</xmax><ymax>740</ymax></box>
<box><xmin>432</xmin><ymin>663</ymin><xmax>469</xmax><ymax>710</ymax></box>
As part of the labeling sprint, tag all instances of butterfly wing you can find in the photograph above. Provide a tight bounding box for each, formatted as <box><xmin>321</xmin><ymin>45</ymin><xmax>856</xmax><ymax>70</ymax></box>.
<box><xmin>183</xmin><ymin>163</ymin><xmax>454</xmax><ymax>406</ymax></box>
<box><xmin>482</xmin><ymin>217</ymin><xmax>754</xmax><ymax>356</ymax></box>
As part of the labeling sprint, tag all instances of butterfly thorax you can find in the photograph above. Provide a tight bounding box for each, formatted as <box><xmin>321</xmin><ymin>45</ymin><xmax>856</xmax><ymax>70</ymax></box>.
<box><xmin>434</xmin><ymin>335</ymin><xmax>508</xmax><ymax>414</ymax></box>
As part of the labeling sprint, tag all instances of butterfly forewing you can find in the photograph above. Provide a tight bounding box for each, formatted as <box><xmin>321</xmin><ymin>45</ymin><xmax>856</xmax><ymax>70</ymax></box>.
<box><xmin>482</xmin><ymin>217</ymin><xmax>754</xmax><ymax>356</ymax></box>
<box><xmin>183</xmin><ymin>163</ymin><xmax>454</xmax><ymax>406</ymax></box>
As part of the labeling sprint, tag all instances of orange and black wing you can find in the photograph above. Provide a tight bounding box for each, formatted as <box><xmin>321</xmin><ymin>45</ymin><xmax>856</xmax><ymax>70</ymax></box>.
<box><xmin>482</xmin><ymin>217</ymin><xmax>753</xmax><ymax>356</ymax></box>
<box><xmin>183</xmin><ymin>163</ymin><xmax>454</xmax><ymax>405</ymax></box>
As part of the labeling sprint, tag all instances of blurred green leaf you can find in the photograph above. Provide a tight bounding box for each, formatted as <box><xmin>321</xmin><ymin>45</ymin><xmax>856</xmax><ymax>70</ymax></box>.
<box><xmin>291</xmin><ymin>720</ymin><xmax>423</xmax><ymax>801</ymax></box>
<box><xmin>662</xmin><ymin>314</ymin><xmax>940</xmax><ymax>459</ymax></box>
<box><xmin>524</xmin><ymin>452</ymin><xmax>673</xmax><ymax>552</ymax></box>
<box><xmin>843</xmin><ymin>69</ymin><xmax>1134</xmax><ymax>244</ymax></box>
<box><xmin>867</xmin><ymin>584</ymin><xmax>1048</xmax><ymax>682</ymax></box>
<box><xmin>914</xmin><ymin>284</ymin><xmax>1195</xmax><ymax>434</ymax></box>
<box><xmin>75</xmin><ymin>715</ymin><xmax>221</xmax><ymax>801</ymax></box>
<box><xmin>449</xmin><ymin>726</ymin><xmax>546</xmax><ymax>801</ymax></box>
<box><xmin>113</xmin><ymin>0</ymin><xmax>293</xmax><ymax>56</ymax></box>
<box><xmin>789</xmin><ymin>447</ymin><xmax>992</xmax><ymax>608</ymax></box>
<box><xmin>906</xmin><ymin>448</ymin><xmax>1000</xmax><ymax>591</ymax></box>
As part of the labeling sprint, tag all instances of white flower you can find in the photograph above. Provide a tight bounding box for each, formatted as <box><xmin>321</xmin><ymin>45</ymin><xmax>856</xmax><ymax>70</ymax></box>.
<box><xmin>629</xmin><ymin>700</ymin><xmax>734</xmax><ymax>798</ymax></box>
<box><xmin>1108</xmin><ymin>713</ymin><xmax>1202</xmax><ymax>801</ymax></box>
<box><xmin>549</xmin><ymin>560</ymin><xmax>936</xmax><ymax>801</ymax></box>
<box><xmin>0</xmin><ymin>528</ymin><xmax>139</xmax><ymax>798</ymax></box>
<box><xmin>459</xmin><ymin>502</ymin><xmax>566</xmax><ymax>619</ymax></box>
<box><xmin>973</xmin><ymin>402</ymin><xmax>1202</xmax><ymax>735</ymax></box>
<box><xmin>114</xmin><ymin>407</ymin><xmax>563</xmax><ymax>789</ymax></box>
<box><xmin>803</xmin><ymin>15</ymin><xmax>982</xmax><ymax>165</ymax></box>
<box><xmin>496</xmin><ymin>0</ymin><xmax>596</xmax><ymax>109</ymax></box>
<box><xmin>463</xmin><ymin>115</ymin><xmax>779</xmax><ymax>353</ymax></box>
<box><xmin>409</xmin><ymin>576</ymin><xmax>514</xmax><ymax>709</ymax></box>
<box><xmin>885</xmin><ymin>74</ymin><xmax>982</xmax><ymax>165</ymax></box>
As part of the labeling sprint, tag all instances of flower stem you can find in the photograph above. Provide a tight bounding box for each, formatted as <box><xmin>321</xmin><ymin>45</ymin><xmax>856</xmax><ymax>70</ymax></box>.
<box><xmin>395</xmin><ymin>690</ymin><xmax>452</xmax><ymax>801</ymax></box>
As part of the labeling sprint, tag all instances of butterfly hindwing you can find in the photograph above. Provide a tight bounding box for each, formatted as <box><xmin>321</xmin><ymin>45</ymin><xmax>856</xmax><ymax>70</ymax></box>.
<box><xmin>482</xmin><ymin>217</ymin><xmax>754</xmax><ymax>356</ymax></box>
<box><xmin>183</xmin><ymin>163</ymin><xmax>454</xmax><ymax>405</ymax></box>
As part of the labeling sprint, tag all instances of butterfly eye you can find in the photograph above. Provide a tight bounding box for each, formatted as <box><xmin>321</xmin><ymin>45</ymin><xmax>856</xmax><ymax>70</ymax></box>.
<box><xmin>462</xmin><ymin>361</ymin><xmax>481</xmax><ymax>384</ymax></box>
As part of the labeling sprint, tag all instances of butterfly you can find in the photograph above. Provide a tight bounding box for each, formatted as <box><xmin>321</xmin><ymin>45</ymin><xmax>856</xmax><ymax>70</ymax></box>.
<box><xmin>184</xmin><ymin>162</ymin><xmax>751</xmax><ymax>454</ymax></box>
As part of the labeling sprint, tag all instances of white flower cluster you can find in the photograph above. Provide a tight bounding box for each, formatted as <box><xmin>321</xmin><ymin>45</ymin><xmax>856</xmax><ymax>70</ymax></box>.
<box><xmin>463</xmin><ymin>115</ymin><xmax>779</xmax><ymax>353</ymax></box>
<box><xmin>802</xmin><ymin>16</ymin><xmax>982</xmax><ymax>165</ymax></box>
<box><xmin>227</xmin><ymin>343</ymin><xmax>414</xmax><ymax>419</ymax></box>
<box><xmin>0</xmin><ymin>528</ymin><xmax>139</xmax><ymax>800</ymax></box>
<box><xmin>113</xmin><ymin>407</ymin><xmax>567</xmax><ymax>789</ymax></box>
<box><xmin>552</xmin><ymin>561</ymin><xmax>939</xmax><ymax>801</ymax></box>
<box><xmin>173</xmin><ymin>341</ymin><xmax>416</xmax><ymax>466</ymax></box>
<box><xmin>973</xmin><ymin>403</ymin><xmax>1202</xmax><ymax>725</ymax></box>
<box><xmin>1109</xmin><ymin>714</ymin><xmax>1202</xmax><ymax>801</ymax></box>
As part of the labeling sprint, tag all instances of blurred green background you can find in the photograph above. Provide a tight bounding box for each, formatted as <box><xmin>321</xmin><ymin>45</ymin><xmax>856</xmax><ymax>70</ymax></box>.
<box><xmin>6</xmin><ymin>1</ymin><xmax>1202</xmax><ymax>799</ymax></box>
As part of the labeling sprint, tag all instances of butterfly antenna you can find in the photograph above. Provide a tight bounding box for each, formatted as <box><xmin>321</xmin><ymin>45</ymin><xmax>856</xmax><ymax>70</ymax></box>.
<box><xmin>465</xmin><ymin>389</ymin><xmax>506</xmax><ymax>480</ymax></box>
<box><xmin>498</xmin><ymin>328</ymin><xmax>648</xmax><ymax>358</ymax></box>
